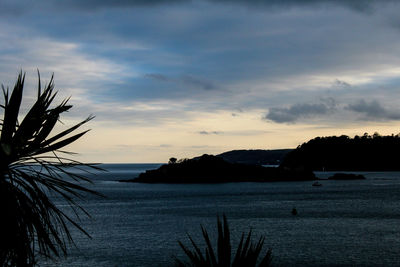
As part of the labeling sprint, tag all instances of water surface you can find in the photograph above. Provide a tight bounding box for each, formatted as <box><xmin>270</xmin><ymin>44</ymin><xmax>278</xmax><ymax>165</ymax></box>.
<box><xmin>42</xmin><ymin>164</ymin><xmax>400</xmax><ymax>266</ymax></box>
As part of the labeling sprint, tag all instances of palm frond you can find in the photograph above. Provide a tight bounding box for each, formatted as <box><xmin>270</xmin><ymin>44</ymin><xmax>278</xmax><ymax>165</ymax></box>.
<box><xmin>0</xmin><ymin>71</ymin><xmax>102</xmax><ymax>267</ymax></box>
<box><xmin>0</xmin><ymin>71</ymin><xmax>24</xmax><ymax>146</ymax></box>
<box><xmin>175</xmin><ymin>215</ymin><xmax>272</xmax><ymax>267</ymax></box>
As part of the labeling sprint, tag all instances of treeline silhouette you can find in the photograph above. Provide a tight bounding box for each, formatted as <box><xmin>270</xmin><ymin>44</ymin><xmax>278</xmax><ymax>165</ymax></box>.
<box><xmin>281</xmin><ymin>133</ymin><xmax>400</xmax><ymax>171</ymax></box>
<box><xmin>132</xmin><ymin>154</ymin><xmax>315</xmax><ymax>183</ymax></box>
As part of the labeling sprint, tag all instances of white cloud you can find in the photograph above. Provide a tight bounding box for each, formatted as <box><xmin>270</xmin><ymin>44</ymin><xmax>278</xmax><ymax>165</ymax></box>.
<box><xmin>2</xmin><ymin>2</ymin><xmax>400</xmax><ymax>162</ymax></box>
<box><xmin>0</xmin><ymin>24</ymin><xmax>134</xmax><ymax>97</ymax></box>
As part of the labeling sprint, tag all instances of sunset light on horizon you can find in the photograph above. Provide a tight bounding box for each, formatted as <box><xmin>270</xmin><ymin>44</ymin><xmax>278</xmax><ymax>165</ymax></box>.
<box><xmin>2</xmin><ymin>0</ymin><xmax>400</xmax><ymax>162</ymax></box>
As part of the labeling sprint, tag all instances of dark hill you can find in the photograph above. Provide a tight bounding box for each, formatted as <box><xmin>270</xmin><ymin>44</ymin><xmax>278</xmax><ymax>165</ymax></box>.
<box><xmin>217</xmin><ymin>149</ymin><xmax>293</xmax><ymax>165</ymax></box>
<box><xmin>129</xmin><ymin>154</ymin><xmax>315</xmax><ymax>183</ymax></box>
<box><xmin>281</xmin><ymin>133</ymin><xmax>400</xmax><ymax>171</ymax></box>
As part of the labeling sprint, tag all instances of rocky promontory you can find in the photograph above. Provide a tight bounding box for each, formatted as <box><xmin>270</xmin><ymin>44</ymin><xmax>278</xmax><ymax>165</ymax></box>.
<box><xmin>123</xmin><ymin>154</ymin><xmax>316</xmax><ymax>183</ymax></box>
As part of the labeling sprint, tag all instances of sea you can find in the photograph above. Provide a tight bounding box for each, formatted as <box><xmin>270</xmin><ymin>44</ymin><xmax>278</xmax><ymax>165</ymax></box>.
<box><xmin>41</xmin><ymin>164</ymin><xmax>400</xmax><ymax>267</ymax></box>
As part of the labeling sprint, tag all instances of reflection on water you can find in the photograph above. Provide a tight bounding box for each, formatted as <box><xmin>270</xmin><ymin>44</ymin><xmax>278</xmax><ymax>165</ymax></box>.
<box><xmin>42</xmin><ymin>165</ymin><xmax>400</xmax><ymax>266</ymax></box>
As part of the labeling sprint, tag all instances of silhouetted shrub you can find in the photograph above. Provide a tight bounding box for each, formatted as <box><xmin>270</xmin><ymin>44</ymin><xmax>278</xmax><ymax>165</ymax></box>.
<box><xmin>0</xmin><ymin>72</ymin><xmax>100</xmax><ymax>266</ymax></box>
<box><xmin>175</xmin><ymin>215</ymin><xmax>272</xmax><ymax>267</ymax></box>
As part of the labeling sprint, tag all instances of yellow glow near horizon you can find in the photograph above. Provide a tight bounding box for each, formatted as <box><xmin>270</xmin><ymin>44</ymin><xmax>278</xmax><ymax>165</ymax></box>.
<box><xmin>65</xmin><ymin>110</ymin><xmax>400</xmax><ymax>163</ymax></box>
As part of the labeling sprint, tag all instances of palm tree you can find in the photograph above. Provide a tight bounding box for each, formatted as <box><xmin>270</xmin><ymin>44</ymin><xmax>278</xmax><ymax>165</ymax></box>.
<box><xmin>175</xmin><ymin>215</ymin><xmax>272</xmax><ymax>267</ymax></box>
<box><xmin>0</xmin><ymin>71</ymin><xmax>101</xmax><ymax>267</ymax></box>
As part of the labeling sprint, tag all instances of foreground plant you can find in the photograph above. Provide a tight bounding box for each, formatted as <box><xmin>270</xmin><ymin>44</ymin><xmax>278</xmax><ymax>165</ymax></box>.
<box><xmin>0</xmin><ymin>72</ymin><xmax>101</xmax><ymax>266</ymax></box>
<box><xmin>175</xmin><ymin>215</ymin><xmax>272</xmax><ymax>267</ymax></box>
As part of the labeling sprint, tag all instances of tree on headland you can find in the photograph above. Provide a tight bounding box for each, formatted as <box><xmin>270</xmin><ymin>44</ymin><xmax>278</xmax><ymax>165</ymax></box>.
<box><xmin>169</xmin><ymin>157</ymin><xmax>177</xmax><ymax>164</ymax></box>
<box><xmin>0</xmin><ymin>72</ymin><xmax>101</xmax><ymax>266</ymax></box>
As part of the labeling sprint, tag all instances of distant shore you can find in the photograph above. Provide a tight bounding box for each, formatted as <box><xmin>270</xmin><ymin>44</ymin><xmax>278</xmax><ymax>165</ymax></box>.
<box><xmin>121</xmin><ymin>154</ymin><xmax>316</xmax><ymax>183</ymax></box>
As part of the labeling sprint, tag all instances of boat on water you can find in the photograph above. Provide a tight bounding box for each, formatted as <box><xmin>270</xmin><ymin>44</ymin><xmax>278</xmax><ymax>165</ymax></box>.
<box><xmin>312</xmin><ymin>181</ymin><xmax>322</xmax><ymax>187</ymax></box>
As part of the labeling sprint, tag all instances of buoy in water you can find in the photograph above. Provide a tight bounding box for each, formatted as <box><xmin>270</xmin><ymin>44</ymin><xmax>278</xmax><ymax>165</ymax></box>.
<box><xmin>291</xmin><ymin>208</ymin><xmax>298</xmax><ymax>216</ymax></box>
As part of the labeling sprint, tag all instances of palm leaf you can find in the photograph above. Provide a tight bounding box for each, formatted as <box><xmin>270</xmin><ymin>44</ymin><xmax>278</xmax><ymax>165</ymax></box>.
<box><xmin>41</xmin><ymin>115</ymin><xmax>93</xmax><ymax>148</ymax></box>
<box><xmin>1</xmin><ymin>72</ymin><xmax>24</xmax><ymax>141</ymax></box>
<box><xmin>201</xmin><ymin>225</ymin><xmax>218</xmax><ymax>266</ymax></box>
<box><xmin>0</xmin><ymin>71</ymin><xmax>102</xmax><ymax>266</ymax></box>
<box><xmin>175</xmin><ymin>215</ymin><xmax>272</xmax><ymax>267</ymax></box>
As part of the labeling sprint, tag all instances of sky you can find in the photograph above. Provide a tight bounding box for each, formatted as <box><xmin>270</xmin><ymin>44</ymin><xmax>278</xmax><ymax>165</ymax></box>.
<box><xmin>2</xmin><ymin>0</ymin><xmax>400</xmax><ymax>163</ymax></box>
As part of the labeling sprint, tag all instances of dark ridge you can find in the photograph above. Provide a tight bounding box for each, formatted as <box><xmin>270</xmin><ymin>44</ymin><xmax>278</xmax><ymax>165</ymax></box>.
<box><xmin>123</xmin><ymin>154</ymin><xmax>315</xmax><ymax>183</ymax></box>
<box><xmin>280</xmin><ymin>133</ymin><xmax>400</xmax><ymax>171</ymax></box>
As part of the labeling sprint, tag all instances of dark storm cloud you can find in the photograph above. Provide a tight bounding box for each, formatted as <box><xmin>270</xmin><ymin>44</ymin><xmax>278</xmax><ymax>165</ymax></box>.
<box><xmin>0</xmin><ymin>0</ymin><xmax>187</xmax><ymax>16</ymax></box>
<box><xmin>5</xmin><ymin>0</ymin><xmax>393</xmax><ymax>14</ymax></box>
<box><xmin>58</xmin><ymin>0</ymin><xmax>394</xmax><ymax>11</ymax></box>
<box><xmin>61</xmin><ymin>0</ymin><xmax>237</xmax><ymax>9</ymax></box>
<box><xmin>346</xmin><ymin>99</ymin><xmax>400</xmax><ymax>121</ymax></box>
<box><xmin>2</xmin><ymin>0</ymin><xmax>400</xmax><ymax>130</ymax></box>
<box><xmin>266</xmin><ymin>98</ymin><xmax>400</xmax><ymax>123</ymax></box>
<box><xmin>265</xmin><ymin>101</ymin><xmax>335</xmax><ymax>123</ymax></box>
<box><xmin>0</xmin><ymin>1</ymin><xmax>28</xmax><ymax>15</ymax></box>
<box><xmin>208</xmin><ymin>0</ymin><xmax>395</xmax><ymax>12</ymax></box>
<box><xmin>71</xmin><ymin>0</ymin><xmax>185</xmax><ymax>6</ymax></box>
<box><xmin>55</xmin><ymin>0</ymin><xmax>188</xmax><ymax>10</ymax></box>
<box><xmin>145</xmin><ymin>73</ymin><xmax>216</xmax><ymax>90</ymax></box>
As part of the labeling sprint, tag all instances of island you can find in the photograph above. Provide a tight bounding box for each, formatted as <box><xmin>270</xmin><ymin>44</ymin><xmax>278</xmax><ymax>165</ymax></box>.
<box><xmin>123</xmin><ymin>154</ymin><xmax>315</xmax><ymax>183</ymax></box>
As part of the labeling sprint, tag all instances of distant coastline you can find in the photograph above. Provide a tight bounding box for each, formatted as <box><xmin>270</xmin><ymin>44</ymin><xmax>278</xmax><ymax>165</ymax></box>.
<box><xmin>120</xmin><ymin>133</ymin><xmax>400</xmax><ymax>183</ymax></box>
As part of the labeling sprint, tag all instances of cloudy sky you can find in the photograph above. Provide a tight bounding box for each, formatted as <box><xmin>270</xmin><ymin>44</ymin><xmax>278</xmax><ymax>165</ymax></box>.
<box><xmin>2</xmin><ymin>0</ymin><xmax>400</xmax><ymax>162</ymax></box>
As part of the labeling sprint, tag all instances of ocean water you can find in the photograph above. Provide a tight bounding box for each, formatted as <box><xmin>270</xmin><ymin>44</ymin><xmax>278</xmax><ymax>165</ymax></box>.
<box><xmin>41</xmin><ymin>164</ymin><xmax>400</xmax><ymax>267</ymax></box>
